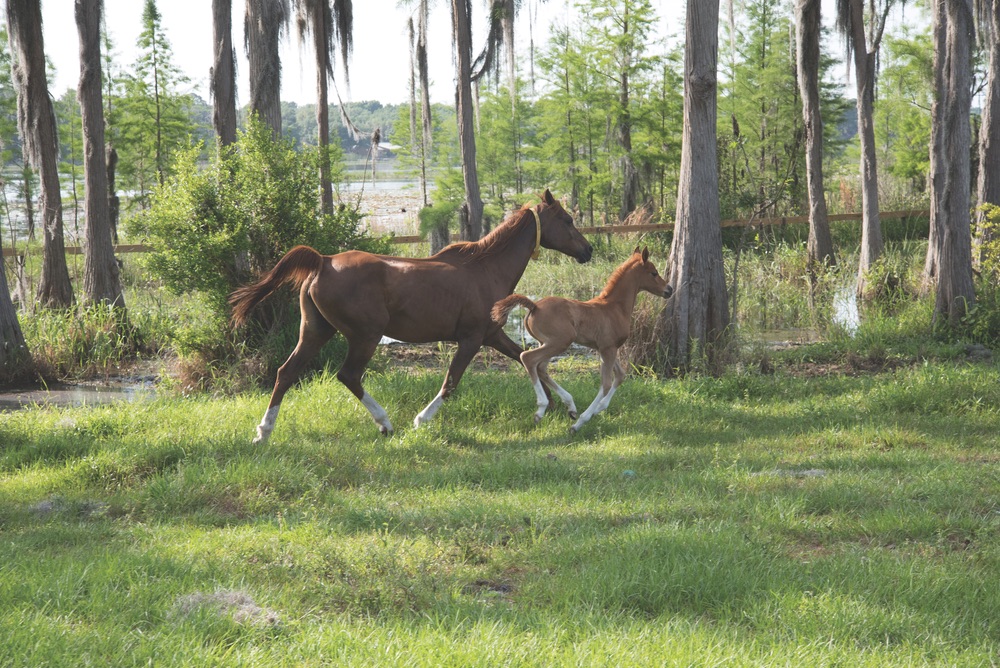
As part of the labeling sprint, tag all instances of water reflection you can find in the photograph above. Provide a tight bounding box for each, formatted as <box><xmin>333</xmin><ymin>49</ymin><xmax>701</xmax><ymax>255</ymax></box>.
<box><xmin>0</xmin><ymin>380</ymin><xmax>155</xmax><ymax>412</ymax></box>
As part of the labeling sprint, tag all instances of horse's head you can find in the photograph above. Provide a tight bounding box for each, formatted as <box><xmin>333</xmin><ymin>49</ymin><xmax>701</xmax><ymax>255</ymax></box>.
<box><xmin>632</xmin><ymin>246</ymin><xmax>672</xmax><ymax>298</ymax></box>
<box><xmin>535</xmin><ymin>189</ymin><xmax>593</xmax><ymax>264</ymax></box>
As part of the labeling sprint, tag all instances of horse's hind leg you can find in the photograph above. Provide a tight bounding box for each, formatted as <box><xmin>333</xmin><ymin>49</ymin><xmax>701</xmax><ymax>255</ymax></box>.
<box><xmin>486</xmin><ymin>330</ymin><xmax>554</xmax><ymax>409</ymax></box>
<box><xmin>537</xmin><ymin>361</ymin><xmax>577</xmax><ymax>419</ymax></box>
<box><xmin>255</xmin><ymin>292</ymin><xmax>335</xmax><ymax>444</ymax></box>
<box><xmin>414</xmin><ymin>338</ymin><xmax>480</xmax><ymax>428</ymax></box>
<box><xmin>337</xmin><ymin>335</ymin><xmax>393</xmax><ymax>434</ymax></box>
<box><xmin>520</xmin><ymin>342</ymin><xmax>569</xmax><ymax>424</ymax></box>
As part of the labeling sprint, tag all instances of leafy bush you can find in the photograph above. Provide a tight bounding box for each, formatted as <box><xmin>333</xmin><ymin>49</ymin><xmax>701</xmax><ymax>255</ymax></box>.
<box><xmin>126</xmin><ymin>118</ymin><xmax>391</xmax><ymax>383</ymax></box>
<box><xmin>129</xmin><ymin>119</ymin><xmax>390</xmax><ymax>312</ymax></box>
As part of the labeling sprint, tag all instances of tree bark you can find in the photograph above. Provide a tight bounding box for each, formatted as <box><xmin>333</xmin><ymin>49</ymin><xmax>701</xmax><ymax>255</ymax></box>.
<box><xmin>925</xmin><ymin>0</ymin><xmax>947</xmax><ymax>287</ymax></box>
<box><xmin>452</xmin><ymin>0</ymin><xmax>484</xmax><ymax>240</ymax></box>
<box><xmin>840</xmin><ymin>0</ymin><xmax>892</xmax><ymax>297</ymax></box>
<box><xmin>245</xmin><ymin>0</ymin><xmax>288</xmax><ymax>136</ymax></box>
<box><xmin>795</xmin><ymin>0</ymin><xmax>835</xmax><ymax>271</ymax></box>
<box><xmin>7</xmin><ymin>0</ymin><xmax>74</xmax><ymax>308</ymax></box>
<box><xmin>0</xmin><ymin>240</ymin><xmax>32</xmax><ymax>382</ymax></box>
<box><xmin>76</xmin><ymin>0</ymin><xmax>125</xmax><ymax>309</ymax></box>
<box><xmin>934</xmin><ymin>0</ymin><xmax>976</xmax><ymax>324</ymax></box>
<box><xmin>418</xmin><ymin>0</ymin><xmax>433</xmax><ymax>210</ymax></box>
<box><xmin>618</xmin><ymin>2</ymin><xmax>638</xmax><ymax>221</ymax></box>
<box><xmin>976</xmin><ymin>0</ymin><xmax>1000</xmax><ymax>263</ymax></box>
<box><xmin>657</xmin><ymin>0</ymin><xmax>729</xmax><ymax>373</ymax></box>
<box><xmin>308</xmin><ymin>1</ymin><xmax>334</xmax><ymax>215</ymax></box>
<box><xmin>212</xmin><ymin>0</ymin><xmax>238</xmax><ymax>147</ymax></box>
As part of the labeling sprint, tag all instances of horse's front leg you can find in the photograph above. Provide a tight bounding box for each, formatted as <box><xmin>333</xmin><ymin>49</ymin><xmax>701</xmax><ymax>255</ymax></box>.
<box><xmin>570</xmin><ymin>347</ymin><xmax>620</xmax><ymax>434</ymax></box>
<box><xmin>414</xmin><ymin>338</ymin><xmax>481</xmax><ymax>428</ymax></box>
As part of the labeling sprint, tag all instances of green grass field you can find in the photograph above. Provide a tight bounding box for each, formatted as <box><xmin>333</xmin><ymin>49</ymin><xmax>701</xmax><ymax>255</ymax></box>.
<box><xmin>2</xmin><ymin>354</ymin><xmax>999</xmax><ymax>666</ymax></box>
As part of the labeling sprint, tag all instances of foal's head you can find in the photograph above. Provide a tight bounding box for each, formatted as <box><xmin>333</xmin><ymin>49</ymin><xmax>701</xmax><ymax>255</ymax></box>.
<box><xmin>630</xmin><ymin>246</ymin><xmax>673</xmax><ymax>299</ymax></box>
<box><xmin>535</xmin><ymin>189</ymin><xmax>593</xmax><ymax>264</ymax></box>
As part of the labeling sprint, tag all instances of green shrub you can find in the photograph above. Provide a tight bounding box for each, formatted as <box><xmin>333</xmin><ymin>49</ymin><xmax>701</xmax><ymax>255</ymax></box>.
<box><xmin>126</xmin><ymin>118</ymin><xmax>391</xmax><ymax>384</ymax></box>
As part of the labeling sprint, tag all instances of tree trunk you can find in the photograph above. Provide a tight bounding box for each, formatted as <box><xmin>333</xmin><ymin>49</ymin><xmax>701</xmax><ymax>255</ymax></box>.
<box><xmin>106</xmin><ymin>145</ymin><xmax>120</xmax><ymax>244</ymax></box>
<box><xmin>0</xmin><ymin>240</ymin><xmax>32</xmax><ymax>382</ymax></box>
<box><xmin>934</xmin><ymin>0</ymin><xmax>976</xmax><ymax>324</ymax></box>
<box><xmin>76</xmin><ymin>0</ymin><xmax>125</xmax><ymax>309</ymax></box>
<box><xmin>976</xmin><ymin>0</ymin><xmax>1000</xmax><ymax>263</ymax></box>
<box><xmin>310</xmin><ymin>2</ymin><xmax>334</xmax><ymax>215</ymax></box>
<box><xmin>245</xmin><ymin>0</ymin><xmax>287</xmax><ymax>136</ymax></box>
<box><xmin>657</xmin><ymin>0</ymin><xmax>729</xmax><ymax>373</ymax></box>
<box><xmin>7</xmin><ymin>0</ymin><xmax>74</xmax><ymax>308</ymax></box>
<box><xmin>418</xmin><ymin>0</ymin><xmax>433</xmax><ymax>209</ymax></box>
<box><xmin>212</xmin><ymin>0</ymin><xmax>238</xmax><ymax>147</ymax></box>
<box><xmin>452</xmin><ymin>0</ymin><xmax>484</xmax><ymax>240</ymax></box>
<box><xmin>844</xmin><ymin>0</ymin><xmax>884</xmax><ymax>297</ymax></box>
<box><xmin>795</xmin><ymin>0</ymin><xmax>835</xmax><ymax>271</ymax></box>
<box><xmin>925</xmin><ymin>0</ymin><xmax>947</xmax><ymax>287</ymax></box>
<box><xmin>618</xmin><ymin>2</ymin><xmax>638</xmax><ymax>221</ymax></box>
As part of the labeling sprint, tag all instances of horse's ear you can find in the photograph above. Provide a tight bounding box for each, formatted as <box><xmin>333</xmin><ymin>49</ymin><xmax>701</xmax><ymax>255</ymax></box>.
<box><xmin>543</xmin><ymin>188</ymin><xmax>554</xmax><ymax>204</ymax></box>
<box><xmin>641</xmin><ymin>246</ymin><xmax>649</xmax><ymax>262</ymax></box>
<box><xmin>633</xmin><ymin>246</ymin><xmax>641</xmax><ymax>255</ymax></box>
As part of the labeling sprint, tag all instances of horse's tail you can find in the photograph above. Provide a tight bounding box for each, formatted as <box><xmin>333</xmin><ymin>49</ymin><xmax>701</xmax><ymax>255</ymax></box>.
<box><xmin>491</xmin><ymin>294</ymin><xmax>537</xmax><ymax>326</ymax></box>
<box><xmin>229</xmin><ymin>245</ymin><xmax>325</xmax><ymax>327</ymax></box>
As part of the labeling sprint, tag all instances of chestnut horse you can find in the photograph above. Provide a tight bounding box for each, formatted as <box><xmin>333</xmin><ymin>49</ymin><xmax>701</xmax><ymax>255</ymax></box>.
<box><xmin>230</xmin><ymin>189</ymin><xmax>593</xmax><ymax>443</ymax></box>
<box><xmin>492</xmin><ymin>247</ymin><xmax>672</xmax><ymax>434</ymax></box>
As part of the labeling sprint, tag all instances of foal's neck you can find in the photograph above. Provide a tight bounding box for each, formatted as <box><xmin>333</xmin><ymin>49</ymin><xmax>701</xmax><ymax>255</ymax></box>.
<box><xmin>597</xmin><ymin>262</ymin><xmax>643</xmax><ymax>313</ymax></box>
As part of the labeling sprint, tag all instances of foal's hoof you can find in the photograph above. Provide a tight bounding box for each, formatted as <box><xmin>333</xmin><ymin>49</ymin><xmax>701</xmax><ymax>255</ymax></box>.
<box><xmin>533</xmin><ymin>414</ymin><xmax>544</xmax><ymax>425</ymax></box>
<box><xmin>568</xmin><ymin>410</ymin><xmax>578</xmax><ymax>420</ymax></box>
<box><xmin>568</xmin><ymin>425</ymin><xmax>579</xmax><ymax>435</ymax></box>
<box><xmin>379</xmin><ymin>425</ymin><xmax>393</xmax><ymax>436</ymax></box>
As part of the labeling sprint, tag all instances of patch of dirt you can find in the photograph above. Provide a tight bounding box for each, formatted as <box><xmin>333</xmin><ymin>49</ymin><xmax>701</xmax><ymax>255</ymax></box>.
<box><xmin>783</xmin><ymin>354</ymin><xmax>910</xmax><ymax>378</ymax></box>
<box><xmin>173</xmin><ymin>589</ymin><xmax>280</xmax><ymax>627</ymax></box>
<box><xmin>347</xmin><ymin>187</ymin><xmax>424</xmax><ymax>237</ymax></box>
<box><xmin>376</xmin><ymin>342</ymin><xmax>516</xmax><ymax>374</ymax></box>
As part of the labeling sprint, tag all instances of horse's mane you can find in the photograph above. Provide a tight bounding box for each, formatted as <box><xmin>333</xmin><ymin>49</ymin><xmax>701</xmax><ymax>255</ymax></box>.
<box><xmin>597</xmin><ymin>254</ymin><xmax>642</xmax><ymax>299</ymax></box>
<box><xmin>432</xmin><ymin>204</ymin><xmax>534</xmax><ymax>263</ymax></box>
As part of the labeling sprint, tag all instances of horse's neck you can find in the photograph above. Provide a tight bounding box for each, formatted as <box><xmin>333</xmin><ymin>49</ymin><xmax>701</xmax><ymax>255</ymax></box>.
<box><xmin>480</xmin><ymin>211</ymin><xmax>536</xmax><ymax>289</ymax></box>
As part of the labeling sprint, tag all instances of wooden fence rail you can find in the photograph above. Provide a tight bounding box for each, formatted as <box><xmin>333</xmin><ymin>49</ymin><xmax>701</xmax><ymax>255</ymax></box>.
<box><xmin>2</xmin><ymin>209</ymin><xmax>929</xmax><ymax>257</ymax></box>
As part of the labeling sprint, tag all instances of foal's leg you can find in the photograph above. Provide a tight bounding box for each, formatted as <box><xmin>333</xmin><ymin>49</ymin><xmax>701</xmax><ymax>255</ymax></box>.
<box><xmin>570</xmin><ymin>347</ymin><xmax>620</xmax><ymax>434</ymax></box>
<box><xmin>414</xmin><ymin>338</ymin><xmax>481</xmax><ymax>428</ymax></box>
<box><xmin>254</xmin><ymin>294</ymin><xmax>335</xmax><ymax>444</ymax></box>
<box><xmin>537</xmin><ymin>361</ymin><xmax>578</xmax><ymax>419</ymax></box>
<box><xmin>337</xmin><ymin>335</ymin><xmax>393</xmax><ymax>434</ymax></box>
<box><xmin>520</xmin><ymin>341</ymin><xmax>570</xmax><ymax>423</ymax></box>
<box><xmin>485</xmin><ymin>330</ymin><xmax>554</xmax><ymax>409</ymax></box>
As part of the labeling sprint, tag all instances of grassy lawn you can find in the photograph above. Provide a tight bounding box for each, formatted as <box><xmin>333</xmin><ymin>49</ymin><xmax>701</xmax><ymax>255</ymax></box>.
<box><xmin>2</xmin><ymin>355</ymin><xmax>998</xmax><ymax>666</ymax></box>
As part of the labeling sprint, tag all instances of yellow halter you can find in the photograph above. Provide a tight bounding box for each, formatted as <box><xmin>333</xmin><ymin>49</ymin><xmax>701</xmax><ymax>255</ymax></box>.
<box><xmin>530</xmin><ymin>208</ymin><xmax>541</xmax><ymax>260</ymax></box>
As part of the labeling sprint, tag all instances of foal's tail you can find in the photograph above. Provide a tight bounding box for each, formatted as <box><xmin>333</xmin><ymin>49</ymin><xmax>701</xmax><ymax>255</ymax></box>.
<box><xmin>229</xmin><ymin>245</ymin><xmax>325</xmax><ymax>327</ymax></box>
<box><xmin>491</xmin><ymin>294</ymin><xmax>537</xmax><ymax>326</ymax></box>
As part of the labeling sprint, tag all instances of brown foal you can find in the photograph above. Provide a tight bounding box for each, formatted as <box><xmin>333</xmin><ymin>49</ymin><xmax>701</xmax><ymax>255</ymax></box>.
<box><xmin>230</xmin><ymin>189</ymin><xmax>593</xmax><ymax>443</ymax></box>
<box><xmin>492</xmin><ymin>246</ymin><xmax>672</xmax><ymax>434</ymax></box>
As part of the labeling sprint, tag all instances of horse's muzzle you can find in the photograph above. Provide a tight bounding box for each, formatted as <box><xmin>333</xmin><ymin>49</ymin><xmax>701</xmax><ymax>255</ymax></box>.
<box><xmin>576</xmin><ymin>245</ymin><xmax>594</xmax><ymax>264</ymax></box>
<box><xmin>663</xmin><ymin>285</ymin><xmax>674</xmax><ymax>299</ymax></box>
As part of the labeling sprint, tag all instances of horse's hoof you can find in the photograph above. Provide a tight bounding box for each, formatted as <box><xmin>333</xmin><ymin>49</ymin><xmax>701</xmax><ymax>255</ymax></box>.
<box><xmin>569</xmin><ymin>426</ymin><xmax>578</xmax><ymax>435</ymax></box>
<box><xmin>379</xmin><ymin>425</ymin><xmax>392</xmax><ymax>436</ymax></box>
<box><xmin>568</xmin><ymin>411</ymin><xmax>578</xmax><ymax>420</ymax></box>
<box><xmin>533</xmin><ymin>414</ymin><xmax>543</xmax><ymax>425</ymax></box>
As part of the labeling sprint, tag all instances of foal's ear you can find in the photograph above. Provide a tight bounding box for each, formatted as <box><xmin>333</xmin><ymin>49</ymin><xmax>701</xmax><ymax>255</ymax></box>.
<box><xmin>543</xmin><ymin>188</ymin><xmax>555</xmax><ymax>204</ymax></box>
<box><xmin>641</xmin><ymin>246</ymin><xmax>649</xmax><ymax>262</ymax></box>
<box><xmin>633</xmin><ymin>245</ymin><xmax>641</xmax><ymax>255</ymax></box>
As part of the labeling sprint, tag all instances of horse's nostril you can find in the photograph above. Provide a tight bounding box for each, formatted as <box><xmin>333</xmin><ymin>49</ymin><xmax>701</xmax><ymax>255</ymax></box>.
<box><xmin>664</xmin><ymin>285</ymin><xmax>674</xmax><ymax>298</ymax></box>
